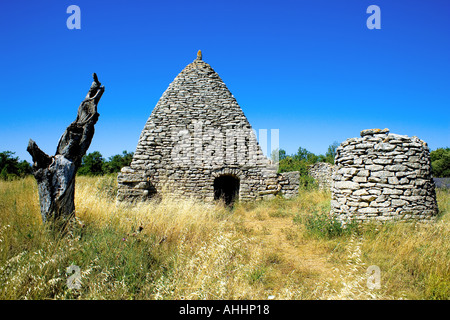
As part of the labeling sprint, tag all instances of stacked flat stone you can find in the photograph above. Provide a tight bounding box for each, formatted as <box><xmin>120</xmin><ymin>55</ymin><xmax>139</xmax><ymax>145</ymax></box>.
<box><xmin>331</xmin><ymin>128</ymin><xmax>438</xmax><ymax>223</ymax></box>
<box><xmin>308</xmin><ymin>162</ymin><xmax>334</xmax><ymax>190</ymax></box>
<box><xmin>117</xmin><ymin>52</ymin><xmax>299</xmax><ymax>202</ymax></box>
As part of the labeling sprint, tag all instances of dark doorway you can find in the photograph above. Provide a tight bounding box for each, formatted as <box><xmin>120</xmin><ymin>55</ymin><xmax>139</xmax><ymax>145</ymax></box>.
<box><xmin>214</xmin><ymin>175</ymin><xmax>240</xmax><ymax>206</ymax></box>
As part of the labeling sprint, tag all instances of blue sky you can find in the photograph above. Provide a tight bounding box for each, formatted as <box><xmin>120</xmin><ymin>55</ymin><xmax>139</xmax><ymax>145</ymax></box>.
<box><xmin>1</xmin><ymin>0</ymin><xmax>449</xmax><ymax>162</ymax></box>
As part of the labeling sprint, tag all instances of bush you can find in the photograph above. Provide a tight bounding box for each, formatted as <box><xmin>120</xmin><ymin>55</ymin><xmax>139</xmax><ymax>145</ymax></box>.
<box><xmin>78</xmin><ymin>151</ymin><xmax>105</xmax><ymax>176</ymax></box>
<box><xmin>278</xmin><ymin>143</ymin><xmax>339</xmax><ymax>190</ymax></box>
<box><xmin>295</xmin><ymin>210</ymin><xmax>358</xmax><ymax>239</ymax></box>
<box><xmin>299</xmin><ymin>175</ymin><xmax>318</xmax><ymax>190</ymax></box>
<box><xmin>430</xmin><ymin>147</ymin><xmax>450</xmax><ymax>178</ymax></box>
<box><xmin>103</xmin><ymin>151</ymin><xmax>134</xmax><ymax>174</ymax></box>
<box><xmin>304</xmin><ymin>211</ymin><xmax>344</xmax><ymax>238</ymax></box>
<box><xmin>78</xmin><ymin>151</ymin><xmax>134</xmax><ymax>176</ymax></box>
<box><xmin>324</xmin><ymin>141</ymin><xmax>339</xmax><ymax>165</ymax></box>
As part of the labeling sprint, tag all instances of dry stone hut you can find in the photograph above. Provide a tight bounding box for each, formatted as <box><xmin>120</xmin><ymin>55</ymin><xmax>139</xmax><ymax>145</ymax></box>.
<box><xmin>330</xmin><ymin>128</ymin><xmax>438</xmax><ymax>224</ymax></box>
<box><xmin>117</xmin><ymin>51</ymin><xmax>299</xmax><ymax>204</ymax></box>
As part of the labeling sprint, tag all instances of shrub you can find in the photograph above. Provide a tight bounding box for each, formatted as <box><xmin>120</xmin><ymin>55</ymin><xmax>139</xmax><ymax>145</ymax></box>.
<box><xmin>430</xmin><ymin>147</ymin><xmax>450</xmax><ymax>178</ymax></box>
<box><xmin>278</xmin><ymin>143</ymin><xmax>339</xmax><ymax>190</ymax></box>
<box><xmin>296</xmin><ymin>210</ymin><xmax>358</xmax><ymax>239</ymax></box>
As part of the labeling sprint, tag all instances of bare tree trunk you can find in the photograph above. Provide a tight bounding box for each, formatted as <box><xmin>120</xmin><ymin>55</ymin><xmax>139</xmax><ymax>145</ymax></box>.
<box><xmin>27</xmin><ymin>73</ymin><xmax>105</xmax><ymax>227</ymax></box>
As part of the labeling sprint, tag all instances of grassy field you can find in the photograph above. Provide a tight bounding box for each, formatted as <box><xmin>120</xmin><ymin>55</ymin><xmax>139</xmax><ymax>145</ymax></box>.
<box><xmin>0</xmin><ymin>175</ymin><xmax>449</xmax><ymax>300</ymax></box>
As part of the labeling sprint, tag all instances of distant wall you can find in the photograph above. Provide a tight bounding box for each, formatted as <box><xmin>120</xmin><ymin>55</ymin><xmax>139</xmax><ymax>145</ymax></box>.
<box><xmin>331</xmin><ymin>128</ymin><xmax>438</xmax><ymax>224</ymax></box>
<box><xmin>308</xmin><ymin>162</ymin><xmax>334</xmax><ymax>190</ymax></box>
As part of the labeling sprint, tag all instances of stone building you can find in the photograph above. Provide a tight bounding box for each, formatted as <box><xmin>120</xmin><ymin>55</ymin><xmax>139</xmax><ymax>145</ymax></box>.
<box><xmin>330</xmin><ymin>128</ymin><xmax>438</xmax><ymax>223</ymax></box>
<box><xmin>308</xmin><ymin>162</ymin><xmax>334</xmax><ymax>190</ymax></box>
<box><xmin>117</xmin><ymin>51</ymin><xmax>299</xmax><ymax>204</ymax></box>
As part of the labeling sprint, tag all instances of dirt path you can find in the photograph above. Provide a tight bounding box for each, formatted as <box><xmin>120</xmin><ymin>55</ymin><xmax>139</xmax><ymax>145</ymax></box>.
<box><xmin>242</xmin><ymin>214</ymin><xmax>338</xmax><ymax>287</ymax></box>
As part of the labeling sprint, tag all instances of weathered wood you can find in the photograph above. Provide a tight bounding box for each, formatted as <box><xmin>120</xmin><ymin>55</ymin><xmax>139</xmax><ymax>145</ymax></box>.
<box><xmin>27</xmin><ymin>73</ymin><xmax>104</xmax><ymax>225</ymax></box>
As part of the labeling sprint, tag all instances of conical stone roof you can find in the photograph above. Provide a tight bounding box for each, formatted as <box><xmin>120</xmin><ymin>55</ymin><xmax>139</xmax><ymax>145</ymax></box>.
<box><xmin>147</xmin><ymin>54</ymin><xmax>250</xmax><ymax>129</ymax></box>
<box><xmin>132</xmin><ymin>52</ymin><xmax>267</xmax><ymax>171</ymax></box>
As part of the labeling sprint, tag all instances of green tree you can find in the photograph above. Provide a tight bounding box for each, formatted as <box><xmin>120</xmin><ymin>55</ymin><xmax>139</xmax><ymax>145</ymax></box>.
<box><xmin>317</xmin><ymin>154</ymin><xmax>327</xmax><ymax>162</ymax></box>
<box><xmin>17</xmin><ymin>160</ymin><xmax>32</xmax><ymax>176</ymax></box>
<box><xmin>306</xmin><ymin>152</ymin><xmax>318</xmax><ymax>164</ymax></box>
<box><xmin>278</xmin><ymin>146</ymin><xmax>319</xmax><ymax>189</ymax></box>
<box><xmin>271</xmin><ymin>148</ymin><xmax>286</xmax><ymax>162</ymax></box>
<box><xmin>324</xmin><ymin>141</ymin><xmax>340</xmax><ymax>164</ymax></box>
<box><xmin>0</xmin><ymin>151</ymin><xmax>32</xmax><ymax>180</ymax></box>
<box><xmin>279</xmin><ymin>146</ymin><xmax>319</xmax><ymax>173</ymax></box>
<box><xmin>78</xmin><ymin>151</ymin><xmax>105</xmax><ymax>176</ymax></box>
<box><xmin>430</xmin><ymin>147</ymin><xmax>450</xmax><ymax>177</ymax></box>
<box><xmin>103</xmin><ymin>151</ymin><xmax>134</xmax><ymax>174</ymax></box>
<box><xmin>293</xmin><ymin>147</ymin><xmax>310</xmax><ymax>162</ymax></box>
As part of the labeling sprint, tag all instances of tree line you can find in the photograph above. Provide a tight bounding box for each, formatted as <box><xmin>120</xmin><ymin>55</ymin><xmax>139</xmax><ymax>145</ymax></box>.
<box><xmin>0</xmin><ymin>151</ymin><xmax>33</xmax><ymax>180</ymax></box>
<box><xmin>1</xmin><ymin>146</ymin><xmax>449</xmax><ymax>180</ymax></box>
<box><xmin>77</xmin><ymin>151</ymin><xmax>134</xmax><ymax>176</ymax></box>
<box><xmin>274</xmin><ymin>142</ymin><xmax>340</xmax><ymax>188</ymax></box>
<box><xmin>276</xmin><ymin>142</ymin><xmax>339</xmax><ymax>172</ymax></box>
<box><xmin>275</xmin><ymin>144</ymin><xmax>450</xmax><ymax>179</ymax></box>
<box><xmin>0</xmin><ymin>150</ymin><xmax>133</xmax><ymax>180</ymax></box>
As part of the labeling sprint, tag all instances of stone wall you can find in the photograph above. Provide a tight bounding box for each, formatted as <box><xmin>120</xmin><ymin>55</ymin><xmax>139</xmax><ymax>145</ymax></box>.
<box><xmin>308</xmin><ymin>162</ymin><xmax>334</xmax><ymax>190</ymax></box>
<box><xmin>330</xmin><ymin>128</ymin><xmax>438</xmax><ymax>223</ymax></box>
<box><xmin>118</xmin><ymin>163</ymin><xmax>299</xmax><ymax>202</ymax></box>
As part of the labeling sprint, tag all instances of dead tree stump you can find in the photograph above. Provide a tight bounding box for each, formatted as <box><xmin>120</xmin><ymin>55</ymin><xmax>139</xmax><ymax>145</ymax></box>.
<box><xmin>27</xmin><ymin>73</ymin><xmax>105</xmax><ymax>226</ymax></box>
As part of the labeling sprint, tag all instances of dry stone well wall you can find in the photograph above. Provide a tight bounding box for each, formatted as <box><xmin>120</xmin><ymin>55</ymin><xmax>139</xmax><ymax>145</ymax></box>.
<box><xmin>330</xmin><ymin>128</ymin><xmax>438</xmax><ymax>224</ymax></box>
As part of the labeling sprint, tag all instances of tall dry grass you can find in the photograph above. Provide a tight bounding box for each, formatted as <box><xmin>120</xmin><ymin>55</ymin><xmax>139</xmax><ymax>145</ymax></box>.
<box><xmin>0</xmin><ymin>175</ymin><xmax>449</xmax><ymax>299</ymax></box>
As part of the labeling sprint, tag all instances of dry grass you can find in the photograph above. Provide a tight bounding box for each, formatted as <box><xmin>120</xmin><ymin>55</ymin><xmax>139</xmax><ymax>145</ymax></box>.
<box><xmin>0</xmin><ymin>175</ymin><xmax>449</xmax><ymax>300</ymax></box>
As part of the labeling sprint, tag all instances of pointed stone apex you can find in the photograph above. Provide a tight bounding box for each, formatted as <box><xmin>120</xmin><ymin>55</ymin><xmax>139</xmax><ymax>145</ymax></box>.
<box><xmin>197</xmin><ymin>50</ymin><xmax>202</xmax><ymax>60</ymax></box>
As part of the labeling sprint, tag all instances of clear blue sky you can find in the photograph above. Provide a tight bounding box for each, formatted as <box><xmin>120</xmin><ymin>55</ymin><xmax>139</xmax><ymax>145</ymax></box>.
<box><xmin>1</xmin><ymin>0</ymin><xmax>449</xmax><ymax>163</ymax></box>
